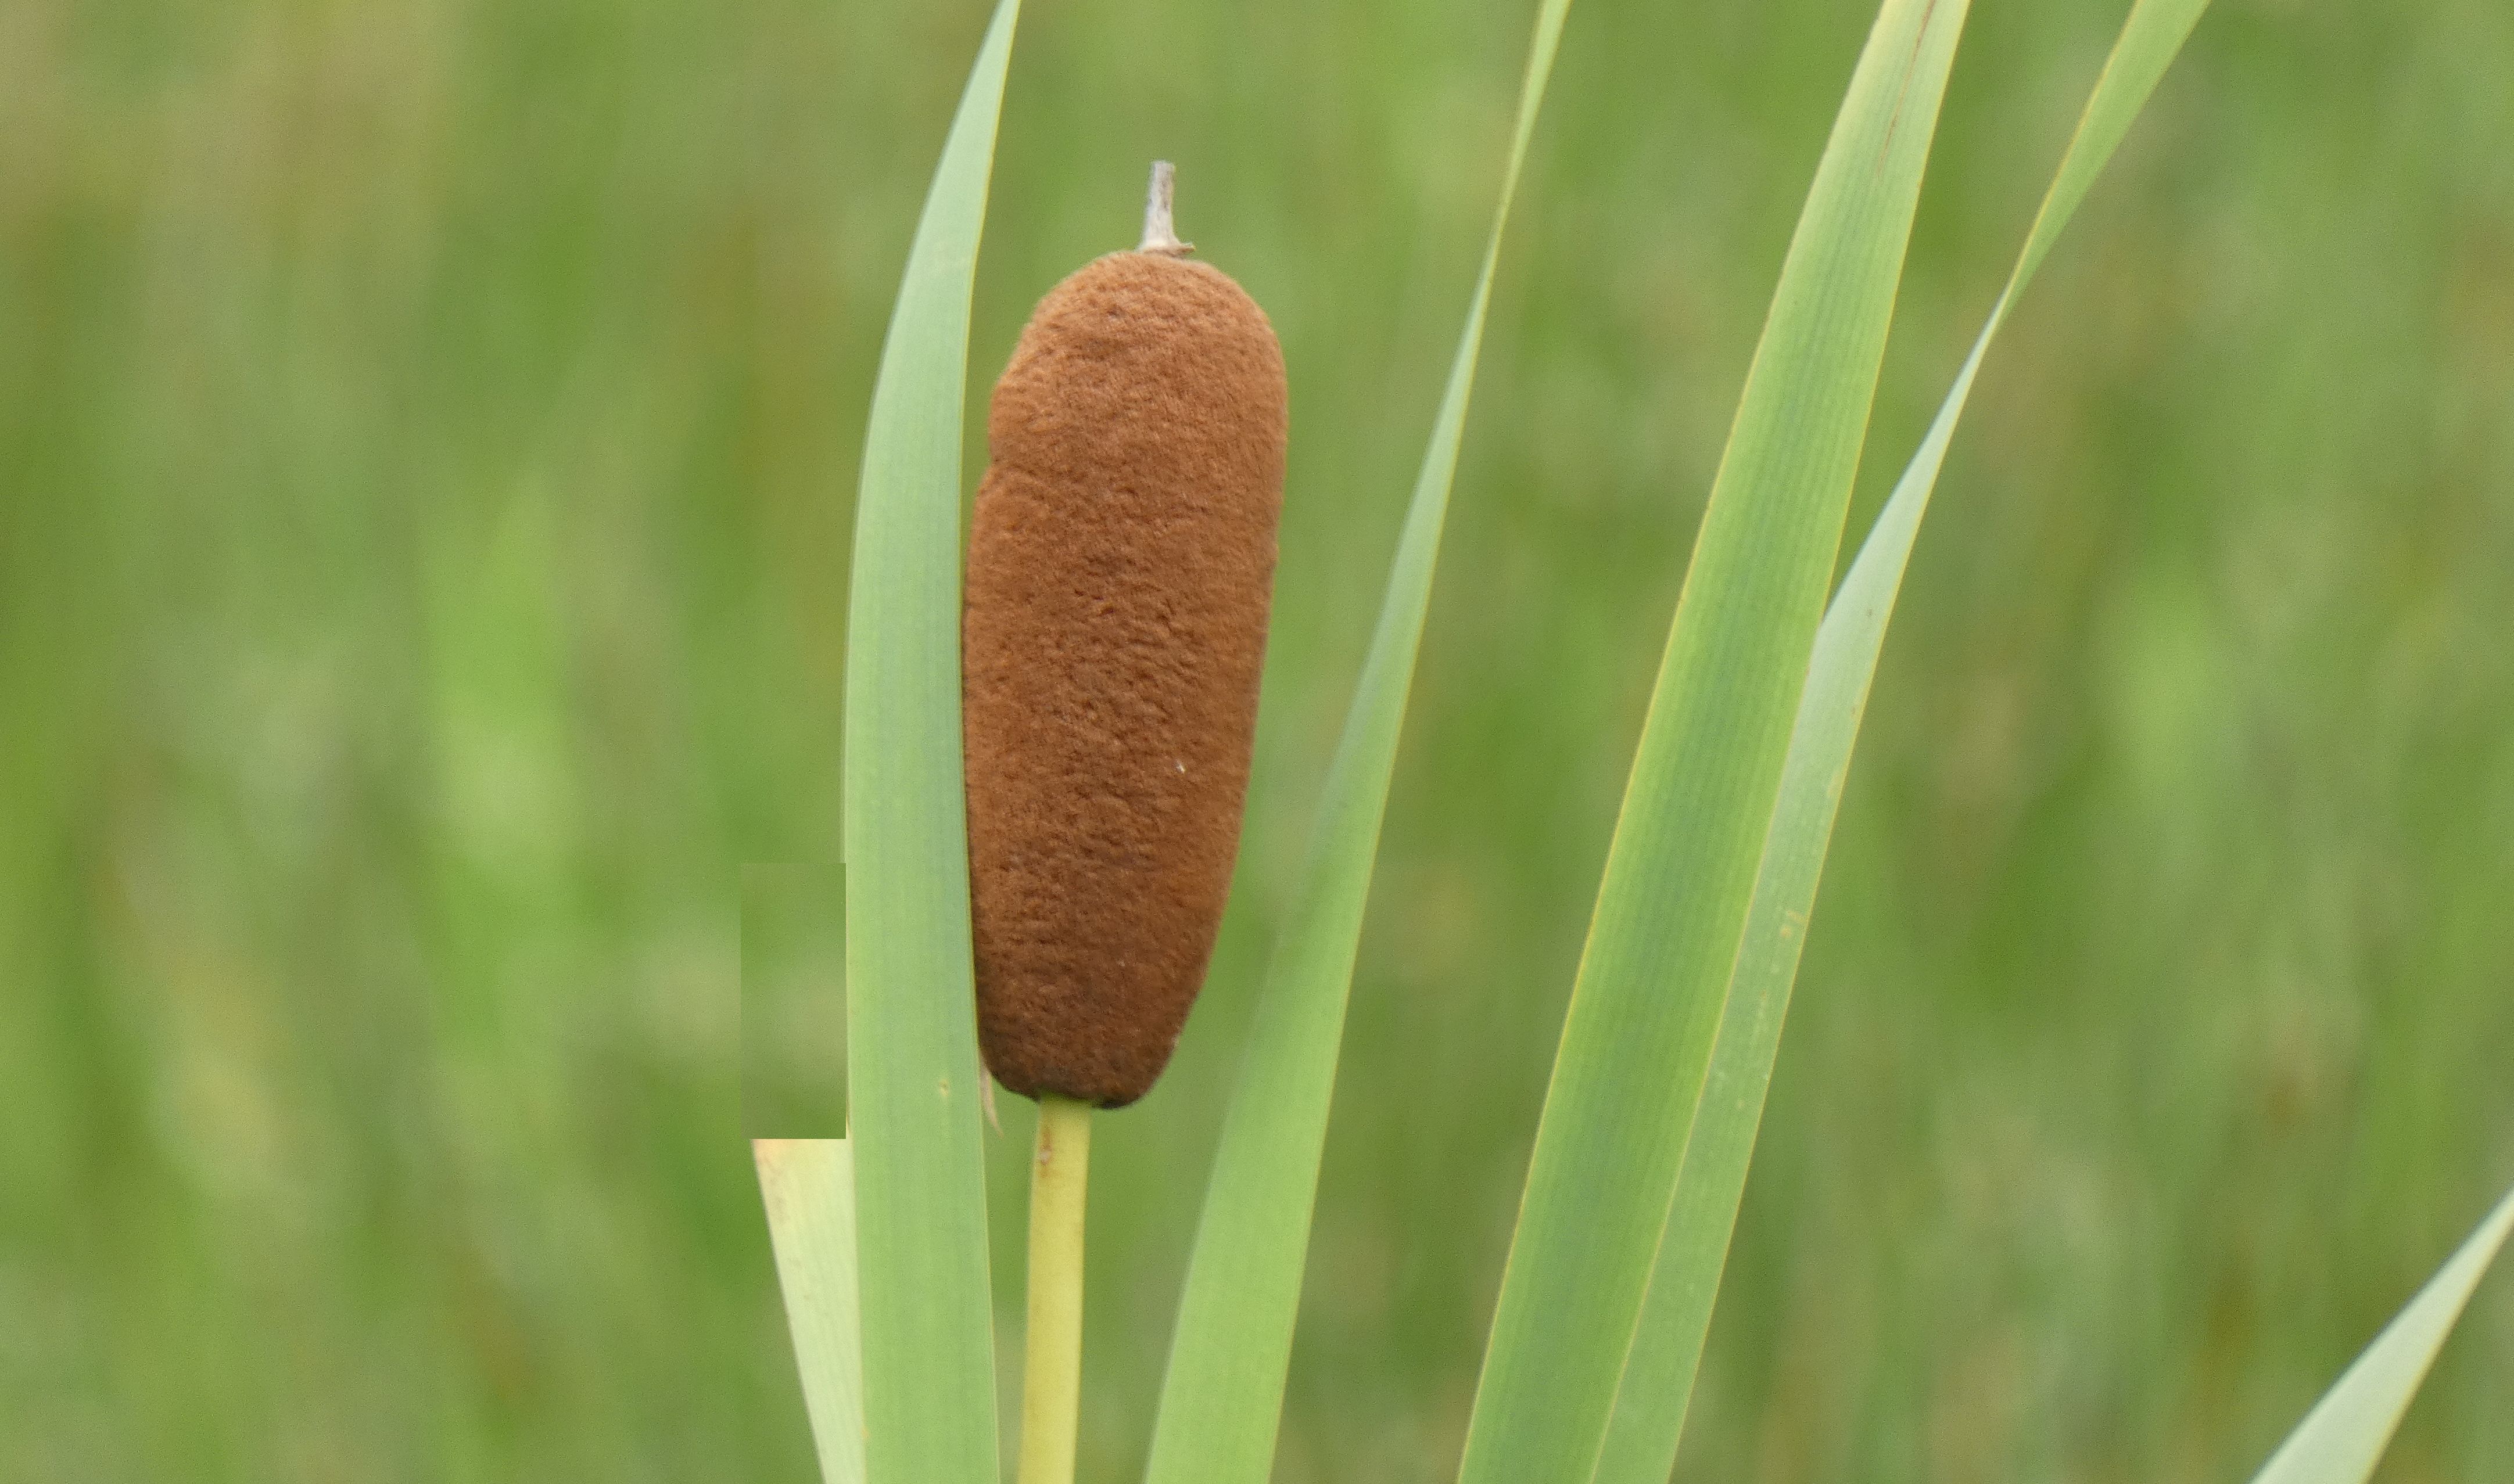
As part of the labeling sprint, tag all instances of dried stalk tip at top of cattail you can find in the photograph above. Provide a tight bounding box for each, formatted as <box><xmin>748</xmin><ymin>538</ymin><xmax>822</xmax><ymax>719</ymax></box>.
<box><xmin>1139</xmin><ymin>160</ymin><xmax>1192</xmax><ymax>256</ymax></box>
<box><xmin>963</xmin><ymin>164</ymin><xmax>1286</xmax><ymax>1108</ymax></box>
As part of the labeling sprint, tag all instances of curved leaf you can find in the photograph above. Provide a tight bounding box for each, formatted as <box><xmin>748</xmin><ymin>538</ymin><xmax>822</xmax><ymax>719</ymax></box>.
<box><xmin>1454</xmin><ymin>3</ymin><xmax>1971</xmax><ymax>1479</ymax></box>
<box><xmin>840</xmin><ymin>3</ymin><xmax>1020</xmax><ymax>1481</ymax></box>
<box><xmin>1142</xmin><ymin>6</ymin><xmax>1574</xmax><ymax>1482</ymax></box>
<box><xmin>1594</xmin><ymin>3</ymin><xmax>2214</xmax><ymax>1476</ymax></box>
<box><xmin>2250</xmin><ymin>1183</ymin><xmax>2514</xmax><ymax>1484</ymax></box>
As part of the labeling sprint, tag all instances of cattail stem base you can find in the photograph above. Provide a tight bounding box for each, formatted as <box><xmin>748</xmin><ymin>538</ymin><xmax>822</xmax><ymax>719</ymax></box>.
<box><xmin>1017</xmin><ymin>1094</ymin><xmax>1093</xmax><ymax>1484</ymax></box>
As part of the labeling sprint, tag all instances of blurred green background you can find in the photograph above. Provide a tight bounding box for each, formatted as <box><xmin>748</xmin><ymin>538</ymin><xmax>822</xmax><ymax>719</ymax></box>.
<box><xmin>5</xmin><ymin>0</ymin><xmax>2512</xmax><ymax>1479</ymax></box>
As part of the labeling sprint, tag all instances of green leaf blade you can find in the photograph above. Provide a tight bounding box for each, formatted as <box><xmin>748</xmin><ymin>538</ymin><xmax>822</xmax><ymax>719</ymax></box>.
<box><xmin>1594</xmin><ymin>3</ymin><xmax>2213</xmax><ymax>1478</ymax></box>
<box><xmin>1453</xmin><ymin>3</ymin><xmax>1970</xmax><ymax>1481</ymax></box>
<box><xmin>1142</xmin><ymin>6</ymin><xmax>1573</xmax><ymax>1482</ymax></box>
<box><xmin>840</xmin><ymin>3</ymin><xmax>1020</xmax><ymax>1481</ymax></box>
<box><xmin>758</xmin><ymin>1140</ymin><xmax>868</xmax><ymax>1484</ymax></box>
<box><xmin>2250</xmin><ymin>1183</ymin><xmax>2514</xmax><ymax>1484</ymax></box>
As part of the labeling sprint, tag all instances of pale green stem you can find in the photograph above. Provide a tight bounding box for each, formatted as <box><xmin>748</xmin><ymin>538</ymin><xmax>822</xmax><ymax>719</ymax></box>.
<box><xmin>1018</xmin><ymin>1094</ymin><xmax>1092</xmax><ymax>1484</ymax></box>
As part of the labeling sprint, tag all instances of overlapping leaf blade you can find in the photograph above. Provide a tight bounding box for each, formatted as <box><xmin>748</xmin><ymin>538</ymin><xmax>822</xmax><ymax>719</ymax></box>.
<box><xmin>839</xmin><ymin>3</ymin><xmax>1019</xmax><ymax>1480</ymax></box>
<box><xmin>1453</xmin><ymin>2</ymin><xmax>1970</xmax><ymax>1479</ymax></box>
<box><xmin>1594</xmin><ymin>3</ymin><xmax>2214</xmax><ymax>1476</ymax></box>
<box><xmin>1141</xmin><ymin>5</ymin><xmax>1575</xmax><ymax>1481</ymax></box>
<box><xmin>2249</xmin><ymin>1183</ymin><xmax>2514</xmax><ymax>1484</ymax></box>
<box><xmin>757</xmin><ymin>1140</ymin><xmax>868</xmax><ymax>1484</ymax></box>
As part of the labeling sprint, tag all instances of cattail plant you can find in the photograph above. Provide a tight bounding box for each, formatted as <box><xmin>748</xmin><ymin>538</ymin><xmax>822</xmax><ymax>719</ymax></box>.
<box><xmin>964</xmin><ymin>161</ymin><xmax>1285</xmax><ymax>1113</ymax></box>
<box><xmin>760</xmin><ymin>2</ymin><xmax>2514</xmax><ymax>1483</ymax></box>
<box><xmin>962</xmin><ymin>161</ymin><xmax>1285</xmax><ymax>1484</ymax></box>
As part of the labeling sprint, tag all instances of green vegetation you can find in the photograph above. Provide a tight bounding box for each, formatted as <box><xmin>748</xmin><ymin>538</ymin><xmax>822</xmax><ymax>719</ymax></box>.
<box><xmin>757</xmin><ymin>1139</ymin><xmax>866</xmax><ymax>1484</ymax></box>
<box><xmin>2253</xmin><ymin>1187</ymin><xmax>2514</xmax><ymax>1484</ymax></box>
<box><xmin>1149</xmin><ymin>5</ymin><xmax>1565</xmax><ymax>1479</ymax></box>
<box><xmin>4</xmin><ymin>0</ymin><xmax>2511</xmax><ymax>1481</ymax></box>
<box><xmin>840</xmin><ymin>1</ymin><xmax>1016</xmax><ymax>1476</ymax></box>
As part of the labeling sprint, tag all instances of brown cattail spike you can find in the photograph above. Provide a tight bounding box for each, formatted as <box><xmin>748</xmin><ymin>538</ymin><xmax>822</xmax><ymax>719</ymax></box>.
<box><xmin>963</xmin><ymin>163</ymin><xmax>1286</xmax><ymax>1108</ymax></box>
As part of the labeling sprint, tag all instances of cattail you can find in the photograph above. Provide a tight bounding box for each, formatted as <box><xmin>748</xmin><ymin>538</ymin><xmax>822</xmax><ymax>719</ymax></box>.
<box><xmin>964</xmin><ymin>162</ymin><xmax>1287</xmax><ymax>1108</ymax></box>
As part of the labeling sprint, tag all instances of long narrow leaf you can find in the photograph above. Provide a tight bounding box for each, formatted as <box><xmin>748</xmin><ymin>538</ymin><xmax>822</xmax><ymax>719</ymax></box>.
<box><xmin>758</xmin><ymin>1140</ymin><xmax>868</xmax><ymax>1484</ymax></box>
<box><xmin>1454</xmin><ymin>3</ymin><xmax>1970</xmax><ymax>1480</ymax></box>
<box><xmin>1141</xmin><ymin>5</ymin><xmax>1575</xmax><ymax>1481</ymax></box>
<box><xmin>2250</xmin><ymin>1182</ymin><xmax>2514</xmax><ymax>1484</ymax></box>
<box><xmin>1594</xmin><ymin>3</ymin><xmax>2214</xmax><ymax>1476</ymax></box>
<box><xmin>841</xmin><ymin>3</ymin><xmax>1019</xmax><ymax>1481</ymax></box>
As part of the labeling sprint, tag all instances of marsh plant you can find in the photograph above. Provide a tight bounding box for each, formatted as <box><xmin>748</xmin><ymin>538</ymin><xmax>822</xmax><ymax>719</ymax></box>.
<box><xmin>759</xmin><ymin>1</ymin><xmax>2514</xmax><ymax>1481</ymax></box>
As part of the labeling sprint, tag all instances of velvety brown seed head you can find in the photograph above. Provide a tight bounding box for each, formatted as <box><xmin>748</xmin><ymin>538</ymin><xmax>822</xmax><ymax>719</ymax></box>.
<box><xmin>963</xmin><ymin>249</ymin><xmax>1286</xmax><ymax>1108</ymax></box>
